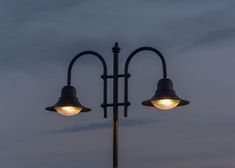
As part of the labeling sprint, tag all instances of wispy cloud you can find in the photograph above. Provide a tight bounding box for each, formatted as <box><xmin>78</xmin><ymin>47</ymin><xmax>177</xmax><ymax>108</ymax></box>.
<box><xmin>1</xmin><ymin>0</ymin><xmax>235</xmax><ymax>167</ymax></box>
<box><xmin>52</xmin><ymin>118</ymin><xmax>157</xmax><ymax>134</ymax></box>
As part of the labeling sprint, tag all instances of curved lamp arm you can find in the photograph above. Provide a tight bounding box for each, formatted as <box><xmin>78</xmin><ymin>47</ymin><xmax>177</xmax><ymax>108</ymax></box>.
<box><xmin>124</xmin><ymin>47</ymin><xmax>167</xmax><ymax>79</ymax></box>
<box><xmin>67</xmin><ymin>51</ymin><xmax>108</xmax><ymax>117</ymax></box>
<box><xmin>123</xmin><ymin>47</ymin><xmax>168</xmax><ymax>117</ymax></box>
<box><xmin>67</xmin><ymin>51</ymin><xmax>107</xmax><ymax>85</ymax></box>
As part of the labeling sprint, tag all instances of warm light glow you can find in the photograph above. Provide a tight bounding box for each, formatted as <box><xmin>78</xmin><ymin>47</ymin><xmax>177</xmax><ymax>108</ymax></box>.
<box><xmin>55</xmin><ymin>106</ymin><xmax>82</xmax><ymax>116</ymax></box>
<box><xmin>151</xmin><ymin>99</ymin><xmax>180</xmax><ymax>110</ymax></box>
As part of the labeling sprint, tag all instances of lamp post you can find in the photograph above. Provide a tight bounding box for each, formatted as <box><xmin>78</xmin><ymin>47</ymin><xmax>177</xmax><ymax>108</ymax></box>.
<box><xmin>46</xmin><ymin>42</ymin><xmax>189</xmax><ymax>168</ymax></box>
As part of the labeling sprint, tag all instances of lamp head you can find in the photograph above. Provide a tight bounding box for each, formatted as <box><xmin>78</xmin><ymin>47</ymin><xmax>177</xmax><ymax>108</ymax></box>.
<box><xmin>46</xmin><ymin>85</ymin><xmax>91</xmax><ymax>116</ymax></box>
<box><xmin>142</xmin><ymin>79</ymin><xmax>189</xmax><ymax>110</ymax></box>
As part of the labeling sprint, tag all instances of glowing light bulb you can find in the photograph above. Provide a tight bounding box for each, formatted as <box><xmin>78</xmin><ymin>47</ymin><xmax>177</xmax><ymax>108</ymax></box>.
<box><xmin>55</xmin><ymin>106</ymin><xmax>82</xmax><ymax>116</ymax></box>
<box><xmin>151</xmin><ymin>99</ymin><xmax>180</xmax><ymax>110</ymax></box>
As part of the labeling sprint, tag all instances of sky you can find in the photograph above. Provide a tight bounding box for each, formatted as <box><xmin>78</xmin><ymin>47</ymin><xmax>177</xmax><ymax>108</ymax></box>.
<box><xmin>0</xmin><ymin>0</ymin><xmax>235</xmax><ymax>167</ymax></box>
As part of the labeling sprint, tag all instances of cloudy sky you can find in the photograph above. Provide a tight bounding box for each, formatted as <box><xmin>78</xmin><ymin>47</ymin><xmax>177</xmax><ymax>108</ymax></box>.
<box><xmin>1</xmin><ymin>0</ymin><xmax>235</xmax><ymax>167</ymax></box>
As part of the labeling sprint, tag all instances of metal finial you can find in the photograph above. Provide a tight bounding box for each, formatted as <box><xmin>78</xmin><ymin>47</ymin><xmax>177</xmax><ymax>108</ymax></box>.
<box><xmin>114</xmin><ymin>42</ymin><xmax>119</xmax><ymax>47</ymax></box>
<box><xmin>112</xmin><ymin>42</ymin><xmax>120</xmax><ymax>53</ymax></box>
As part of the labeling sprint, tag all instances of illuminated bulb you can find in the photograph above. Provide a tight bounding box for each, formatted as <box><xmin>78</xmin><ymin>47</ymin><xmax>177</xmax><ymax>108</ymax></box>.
<box><xmin>55</xmin><ymin>106</ymin><xmax>82</xmax><ymax>116</ymax></box>
<box><xmin>151</xmin><ymin>99</ymin><xmax>180</xmax><ymax>110</ymax></box>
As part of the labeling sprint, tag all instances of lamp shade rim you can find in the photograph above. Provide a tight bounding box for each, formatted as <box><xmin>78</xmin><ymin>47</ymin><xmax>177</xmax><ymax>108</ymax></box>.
<box><xmin>142</xmin><ymin>98</ymin><xmax>189</xmax><ymax>107</ymax></box>
<box><xmin>46</xmin><ymin>105</ymin><xmax>91</xmax><ymax>112</ymax></box>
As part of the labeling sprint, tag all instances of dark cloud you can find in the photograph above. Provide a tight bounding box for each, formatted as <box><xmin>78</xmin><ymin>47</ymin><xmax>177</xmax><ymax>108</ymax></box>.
<box><xmin>52</xmin><ymin>118</ymin><xmax>157</xmax><ymax>134</ymax></box>
<box><xmin>180</xmin><ymin>26</ymin><xmax>235</xmax><ymax>52</ymax></box>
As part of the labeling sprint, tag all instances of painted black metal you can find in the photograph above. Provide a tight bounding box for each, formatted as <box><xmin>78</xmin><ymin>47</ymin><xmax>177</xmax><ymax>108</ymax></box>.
<box><xmin>102</xmin><ymin>102</ymin><xmax>131</xmax><ymax>107</ymax></box>
<box><xmin>66</xmin><ymin>51</ymin><xmax>108</xmax><ymax>118</ymax></box>
<box><xmin>46</xmin><ymin>43</ymin><xmax>189</xmax><ymax>168</ymax></box>
<box><xmin>46</xmin><ymin>85</ymin><xmax>91</xmax><ymax>112</ymax></box>
<box><xmin>101</xmin><ymin>74</ymin><xmax>130</xmax><ymax>79</ymax></box>
<box><xmin>142</xmin><ymin>78</ymin><xmax>189</xmax><ymax>106</ymax></box>
<box><xmin>112</xmin><ymin>42</ymin><xmax>120</xmax><ymax>168</ymax></box>
<box><xmin>124</xmin><ymin>47</ymin><xmax>167</xmax><ymax>117</ymax></box>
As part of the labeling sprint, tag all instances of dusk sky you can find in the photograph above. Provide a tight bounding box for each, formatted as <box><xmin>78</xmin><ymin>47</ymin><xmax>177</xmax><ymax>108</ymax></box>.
<box><xmin>1</xmin><ymin>0</ymin><xmax>235</xmax><ymax>167</ymax></box>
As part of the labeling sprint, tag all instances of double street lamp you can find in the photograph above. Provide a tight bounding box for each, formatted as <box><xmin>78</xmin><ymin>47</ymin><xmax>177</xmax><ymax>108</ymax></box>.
<box><xmin>46</xmin><ymin>42</ymin><xmax>189</xmax><ymax>168</ymax></box>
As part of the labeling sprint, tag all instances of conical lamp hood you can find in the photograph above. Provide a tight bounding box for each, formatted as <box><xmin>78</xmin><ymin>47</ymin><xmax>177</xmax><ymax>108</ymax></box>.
<box><xmin>142</xmin><ymin>79</ymin><xmax>189</xmax><ymax>107</ymax></box>
<box><xmin>46</xmin><ymin>85</ymin><xmax>91</xmax><ymax>112</ymax></box>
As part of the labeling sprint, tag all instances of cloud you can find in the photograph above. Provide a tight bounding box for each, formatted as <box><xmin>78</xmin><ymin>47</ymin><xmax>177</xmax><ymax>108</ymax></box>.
<box><xmin>52</xmin><ymin>118</ymin><xmax>157</xmax><ymax>134</ymax></box>
<box><xmin>1</xmin><ymin>0</ymin><xmax>235</xmax><ymax>167</ymax></box>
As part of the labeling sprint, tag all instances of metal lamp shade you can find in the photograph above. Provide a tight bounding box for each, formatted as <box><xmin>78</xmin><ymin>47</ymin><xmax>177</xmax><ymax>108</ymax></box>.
<box><xmin>142</xmin><ymin>79</ymin><xmax>189</xmax><ymax>107</ymax></box>
<box><xmin>46</xmin><ymin>85</ymin><xmax>91</xmax><ymax>112</ymax></box>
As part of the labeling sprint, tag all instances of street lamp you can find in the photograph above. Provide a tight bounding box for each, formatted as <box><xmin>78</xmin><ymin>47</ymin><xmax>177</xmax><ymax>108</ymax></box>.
<box><xmin>46</xmin><ymin>42</ymin><xmax>189</xmax><ymax>168</ymax></box>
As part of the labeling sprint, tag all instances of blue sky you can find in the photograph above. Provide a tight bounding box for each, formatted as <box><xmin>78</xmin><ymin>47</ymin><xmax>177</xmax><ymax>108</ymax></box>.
<box><xmin>0</xmin><ymin>0</ymin><xmax>235</xmax><ymax>167</ymax></box>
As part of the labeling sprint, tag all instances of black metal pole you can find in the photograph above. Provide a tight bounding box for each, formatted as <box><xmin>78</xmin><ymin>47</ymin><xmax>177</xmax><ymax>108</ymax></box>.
<box><xmin>112</xmin><ymin>42</ymin><xmax>120</xmax><ymax>168</ymax></box>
